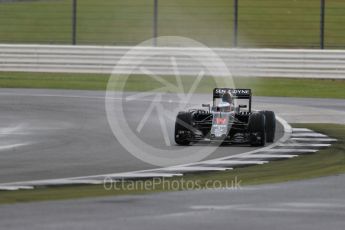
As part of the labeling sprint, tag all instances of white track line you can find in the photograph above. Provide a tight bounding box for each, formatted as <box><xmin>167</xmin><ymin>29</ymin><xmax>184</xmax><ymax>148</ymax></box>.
<box><xmin>0</xmin><ymin>92</ymin><xmax>186</xmax><ymax>104</ymax></box>
<box><xmin>163</xmin><ymin>166</ymin><xmax>233</xmax><ymax>172</ymax></box>
<box><xmin>264</xmin><ymin>149</ymin><xmax>318</xmax><ymax>153</ymax></box>
<box><xmin>291</xmin><ymin>133</ymin><xmax>327</xmax><ymax>138</ymax></box>
<box><xmin>32</xmin><ymin>179</ymin><xmax>103</xmax><ymax>186</ymax></box>
<box><xmin>106</xmin><ymin>172</ymin><xmax>183</xmax><ymax>178</ymax></box>
<box><xmin>236</xmin><ymin>154</ymin><xmax>298</xmax><ymax>159</ymax></box>
<box><xmin>200</xmin><ymin>160</ymin><xmax>268</xmax><ymax>165</ymax></box>
<box><xmin>291</xmin><ymin>128</ymin><xmax>313</xmax><ymax>132</ymax></box>
<box><xmin>278</xmin><ymin>143</ymin><xmax>331</xmax><ymax>147</ymax></box>
<box><xmin>0</xmin><ymin>143</ymin><xmax>30</xmax><ymax>151</ymax></box>
<box><xmin>291</xmin><ymin>138</ymin><xmax>337</xmax><ymax>142</ymax></box>
<box><xmin>0</xmin><ymin>186</ymin><xmax>33</xmax><ymax>191</ymax></box>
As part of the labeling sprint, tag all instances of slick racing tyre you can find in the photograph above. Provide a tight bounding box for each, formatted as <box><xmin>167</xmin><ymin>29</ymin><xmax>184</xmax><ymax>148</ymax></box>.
<box><xmin>174</xmin><ymin>112</ymin><xmax>193</xmax><ymax>146</ymax></box>
<box><xmin>248</xmin><ymin>112</ymin><xmax>266</xmax><ymax>146</ymax></box>
<box><xmin>262</xmin><ymin>110</ymin><xmax>276</xmax><ymax>143</ymax></box>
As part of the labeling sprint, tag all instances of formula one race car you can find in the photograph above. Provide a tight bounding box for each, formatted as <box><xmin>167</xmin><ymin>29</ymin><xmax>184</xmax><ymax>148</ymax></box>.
<box><xmin>174</xmin><ymin>88</ymin><xmax>276</xmax><ymax>146</ymax></box>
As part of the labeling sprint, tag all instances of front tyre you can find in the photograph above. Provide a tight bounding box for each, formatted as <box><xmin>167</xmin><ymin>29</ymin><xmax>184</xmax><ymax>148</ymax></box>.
<box><xmin>248</xmin><ymin>112</ymin><xmax>266</xmax><ymax>146</ymax></box>
<box><xmin>174</xmin><ymin>112</ymin><xmax>193</xmax><ymax>146</ymax></box>
<box><xmin>262</xmin><ymin>111</ymin><xmax>276</xmax><ymax>143</ymax></box>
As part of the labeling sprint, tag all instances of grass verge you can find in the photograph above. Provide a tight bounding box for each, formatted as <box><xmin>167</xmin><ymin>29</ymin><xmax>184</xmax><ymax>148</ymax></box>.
<box><xmin>0</xmin><ymin>123</ymin><xmax>344</xmax><ymax>205</ymax></box>
<box><xmin>1</xmin><ymin>0</ymin><xmax>345</xmax><ymax>48</ymax></box>
<box><xmin>0</xmin><ymin>72</ymin><xmax>344</xmax><ymax>99</ymax></box>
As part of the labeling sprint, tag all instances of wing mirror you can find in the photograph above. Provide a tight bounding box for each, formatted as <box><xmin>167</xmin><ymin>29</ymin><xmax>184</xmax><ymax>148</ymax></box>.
<box><xmin>202</xmin><ymin>104</ymin><xmax>211</xmax><ymax>112</ymax></box>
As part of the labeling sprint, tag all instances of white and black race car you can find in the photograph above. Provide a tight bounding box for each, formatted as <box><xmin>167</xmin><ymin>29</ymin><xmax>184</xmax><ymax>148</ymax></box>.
<box><xmin>174</xmin><ymin>88</ymin><xmax>276</xmax><ymax>146</ymax></box>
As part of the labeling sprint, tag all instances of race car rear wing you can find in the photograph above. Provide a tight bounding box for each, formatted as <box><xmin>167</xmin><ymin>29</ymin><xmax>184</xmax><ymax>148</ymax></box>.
<box><xmin>212</xmin><ymin>88</ymin><xmax>252</xmax><ymax>112</ymax></box>
<box><xmin>213</xmin><ymin>88</ymin><xmax>252</xmax><ymax>99</ymax></box>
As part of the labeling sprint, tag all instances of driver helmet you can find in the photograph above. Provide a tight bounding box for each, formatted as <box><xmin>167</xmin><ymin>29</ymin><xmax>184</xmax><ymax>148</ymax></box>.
<box><xmin>222</xmin><ymin>92</ymin><xmax>233</xmax><ymax>104</ymax></box>
<box><xmin>218</xmin><ymin>92</ymin><xmax>233</xmax><ymax>112</ymax></box>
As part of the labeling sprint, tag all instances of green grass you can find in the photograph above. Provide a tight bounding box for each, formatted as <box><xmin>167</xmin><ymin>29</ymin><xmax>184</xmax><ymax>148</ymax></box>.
<box><xmin>0</xmin><ymin>72</ymin><xmax>344</xmax><ymax>99</ymax></box>
<box><xmin>0</xmin><ymin>0</ymin><xmax>344</xmax><ymax>48</ymax></box>
<box><xmin>0</xmin><ymin>123</ymin><xmax>344</xmax><ymax>205</ymax></box>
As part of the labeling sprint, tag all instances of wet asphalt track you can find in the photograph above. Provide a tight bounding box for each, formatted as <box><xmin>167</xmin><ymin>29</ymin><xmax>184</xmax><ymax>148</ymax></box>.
<box><xmin>1</xmin><ymin>88</ymin><xmax>345</xmax><ymax>230</ymax></box>
<box><xmin>0</xmin><ymin>89</ymin><xmax>287</xmax><ymax>183</ymax></box>
<box><xmin>0</xmin><ymin>88</ymin><xmax>344</xmax><ymax>184</ymax></box>
<box><xmin>1</xmin><ymin>175</ymin><xmax>345</xmax><ymax>230</ymax></box>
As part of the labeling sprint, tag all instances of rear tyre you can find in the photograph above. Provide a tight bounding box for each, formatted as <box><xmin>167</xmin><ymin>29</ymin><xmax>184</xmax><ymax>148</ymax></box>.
<box><xmin>248</xmin><ymin>112</ymin><xmax>266</xmax><ymax>146</ymax></box>
<box><xmin>174</xmin><ymin>112</ymin><xmax>193</xmax><ymax>146</ymax></box>
<box><xmin>263</xmin><ymin>111</ymin><xmax>276</xmax><ymax>142</ymax></box>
